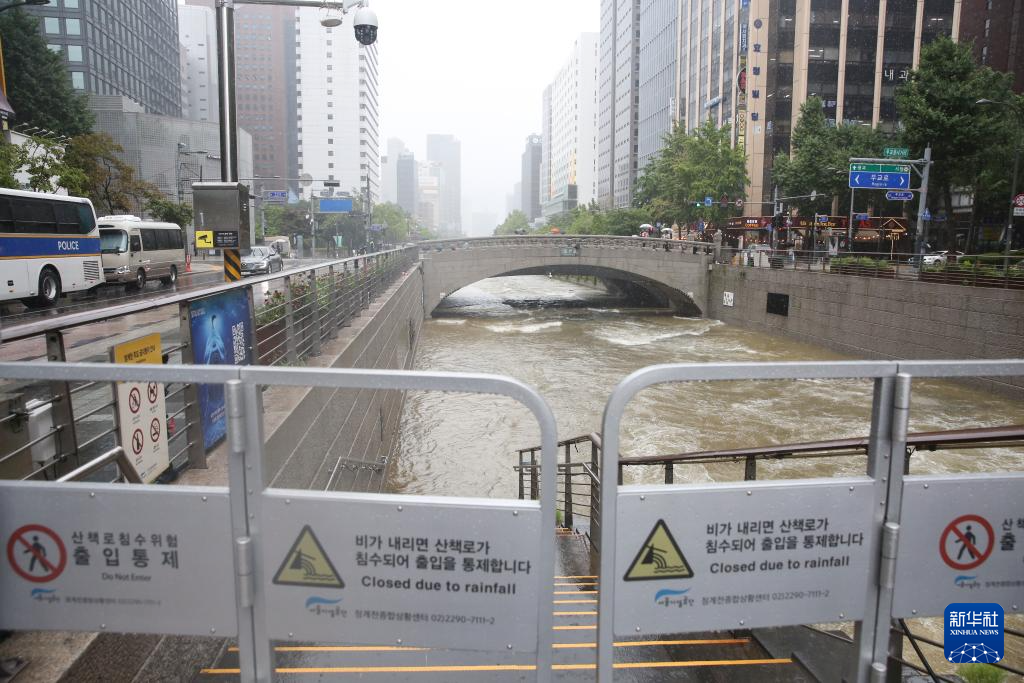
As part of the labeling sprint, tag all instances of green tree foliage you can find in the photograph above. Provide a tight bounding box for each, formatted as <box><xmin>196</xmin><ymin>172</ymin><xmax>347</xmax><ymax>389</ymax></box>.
<box><xmin>896</xmin><ymin>36</ymin><xmax>1015</xmax><ymax>221</ymax></box>
<box><xmin>0</xmin><ymin>10</ymin><xmax>93</xmax><ymax>137</ymax></box>
<box><xmin>494</xmin><ymin>210</ymin><xmax>530</xmax><ymax>235</ymax></box>
<box><xmin>773</xmin><ymin>96</ymin><xmax>886</xmax><ymax>217</ymax></box>
<box><xmin>0</xmin><ymin>135</ymin><xmax>87</xmax><ymax>193</ymax></box>
<box><xmin>635</xmin><ymin>119</ymin><xmax>747</xmax><ymax>227</ymax></box>
<box><xmin>145</xmin><ymin>194</ymin><xmax>193</xmax><ymax>226</ymax></box>
<box><xmin>371</xmin><ymin>202</ymin><xmax>412</xmax><ymax>243</ymax></box>
<box><xmin>64</xmin><ymin>133</ymin><xmax>157</xmax><ymax>215</ymax></box>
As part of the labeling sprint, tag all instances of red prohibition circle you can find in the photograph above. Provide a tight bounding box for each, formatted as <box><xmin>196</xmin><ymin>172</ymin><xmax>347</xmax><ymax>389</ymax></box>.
<box><xmin>939</xmin><ymin>514</ymin><xmax>994</xmax><ymax>571</ymax></box>
<box><xmin>131</xmin><ymin>428</ymin><xmax>145</xmax><ymax>455</ymax></box>
<box><xmin>128</xmin><ymin>387</ymin><xmax>142</xmax><ymax>414</ymax></box>
<box><xmin>6</xmin><ymin>524</ymin><xmax>67</xmax><ymax>583</ymax></box>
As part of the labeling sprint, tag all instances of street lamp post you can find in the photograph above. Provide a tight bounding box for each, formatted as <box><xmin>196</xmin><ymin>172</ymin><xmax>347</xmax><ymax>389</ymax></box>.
<box><xmin>977</xmin><ymin>98</ymin><xmax>1023</xmax><ymax>270</ymax></box>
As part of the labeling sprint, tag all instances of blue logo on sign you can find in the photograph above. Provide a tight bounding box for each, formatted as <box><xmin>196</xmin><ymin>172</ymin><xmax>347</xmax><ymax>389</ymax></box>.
<box><xmin>954</xmin><ymin>575</ymin><xmax>979</xmax><ymax>588</ymax></box>
<box><xmin>306</xmin><ymin>595</ymin><xmax>343</xmax><ymax>609</ymax></box>
<box><xmin>654</xmin><ymin>588</ymin><xmax>693</xmax><ymax>608</ymax></box>
<box><xmin>945</xmin><ymin>603</ymin><xmax>1003</xmax><ymax>664</ymax></box>
<box><xmin>30</xmin><ymin>588</ymin><xmax>58</xmax><ymax>604</ymax></box>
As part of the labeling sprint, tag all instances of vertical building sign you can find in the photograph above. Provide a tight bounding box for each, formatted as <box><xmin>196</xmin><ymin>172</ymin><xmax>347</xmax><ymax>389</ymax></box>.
<box><xmin>736</xmin><ymin>20</ymin><xmax>749</xmax><ymax>152</ymax></box>
<box><xmin>112</xmin><ymin>333</ymin><xmax>169</xmax><ymax>483</ymax></box>
<box><xmin>188</xmin><ymin>289</ymin><xmax>253</xmax><ymax>450</ymax></box>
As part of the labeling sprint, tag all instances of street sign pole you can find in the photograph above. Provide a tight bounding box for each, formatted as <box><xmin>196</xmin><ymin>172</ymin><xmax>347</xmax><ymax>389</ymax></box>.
<box><xmin>915</xmin><ymin>146</ymin><xmax>932</xmax><ymax>256</ymax></box>
<box><xmin>848</xmin><ymin>188</ymin><xmax>855</xmax><ymax>247</ymax></box>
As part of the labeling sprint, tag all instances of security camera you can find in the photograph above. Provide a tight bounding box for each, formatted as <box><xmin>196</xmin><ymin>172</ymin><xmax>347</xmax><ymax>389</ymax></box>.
<box><xmin>353</xmin><ymin>5</ymin><xmax>378</xmax><ymax>45</ymax></box>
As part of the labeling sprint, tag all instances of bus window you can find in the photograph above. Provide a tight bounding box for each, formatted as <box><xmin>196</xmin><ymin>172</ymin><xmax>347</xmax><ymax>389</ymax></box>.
<box><xmin>129</xmin><ymin>234</ymin><xmax>141</xmax><ymax>253</ymax></box>
<box><xmin>140</xmin><ymin>229</ymin><xmax>158</xmax><ymax>251</ymax></box>
<box><xmin>12</xmin><ymin>198</ymin><xmax>57</xmax><ymax>233</ymax></box>
<box><xmin>75</xmin><ymin>204</ymin><xmax>96</xmax><ymax>234</ymax></box>
<box><xmin>54</xmin><ymin>203</ymin><xmax>83</xmax><ymax>234</ymax></box>
<box><xmin>100</xmin><ymin>229</ymin><xmax>128</xmax><ymax>253</ymax></box>
<box><xmin>155</xmin><ymin>230</ymin><xmax>172</xmax><ymax>250</ymax></box>
<box><xmin>0</xmin><ymin>197</ymin><xmax>12</xmax><ymax>231</ymax></box>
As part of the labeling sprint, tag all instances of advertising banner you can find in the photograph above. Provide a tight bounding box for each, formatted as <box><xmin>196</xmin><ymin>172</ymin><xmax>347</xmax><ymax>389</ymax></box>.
<box><xmin>188</xmin><ymin>289</ymin><xmax>253</xmax><ymax>450</ymax></box>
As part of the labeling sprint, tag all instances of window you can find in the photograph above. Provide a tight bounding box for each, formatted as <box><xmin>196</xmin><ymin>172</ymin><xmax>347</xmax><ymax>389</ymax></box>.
<box><xmin>141</xmin><ymin>229</ymin><xmax>158</xmax><ymax>251</ymax></box>
<box><xmin>47</xmin><ymin>44</ymin><xmax>62</xmax><ymax>54</ymax></box>
<box><xmin>68</xmin><ymin>45</ymin><xmax>83</xmax><ymax>62</ymax></box>
<box><xmin>64</xmin><ymin>0</ymin><xmax>79</xmax><ymax>7</ymax></box>
<box><xmin>44</xmin><ymin>17</ymin><xmax>60</xmax><ymax>33</ymax></box>
<box><xmin>130</xmin><ymin>234</ymin><xmax>141</xmax><ymax>253</ymax></box>
<box><xmin>155</xmin><ymin>229</ymin><xmax>175</xmax><ymax>250</ymax></box>
<box><xmin>71</xmin><ymin>72</ymin><xmax>85</xmax><ymax>89</ymax></box>
<box><xmin>11</xmin><ymin>198</ymin><xmax>57</xmax><ymax>233</ymax></box>
<box><xmin>66</xmin><ymin>18</ymin><xmax>81</xmax><ymax>35</ymax></box>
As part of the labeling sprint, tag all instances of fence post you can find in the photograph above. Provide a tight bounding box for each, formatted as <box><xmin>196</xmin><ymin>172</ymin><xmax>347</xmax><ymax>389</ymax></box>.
<box><xmin>44</xmin><ymin>330</ymin><xmax>79</xmax><ymax>472</ymax></box>
<box><xmin>282</xmin><ymin>275</ymin><xmax>298</xmax><ymax>364</ymax></box>
<box><xmin>563</xmin><ymin>442</ymin><xmax>573</xmax><ymax>528</ymax></box>
<box><xmin>309</xmin><ymin>269</ymin><xmax>322</xmax><ymax>356</ymax></box>
<box><xmin>744</xmin><ymin>455</ymin><xmax>757</xmax><ymax>480</ymax></box>
<box><xmin>326</xmin><ymin>265</ymin><xmax>338</xmax><ymax>339</ymax></box>
<box><xmin>530</xmin><ymin>449</ymin><xmax>539</xmax><ymax>501</ymax></box>
<box><xmin>177</xmin><ymin>302</ymin><xmax>206</xmax><ymax>469</ymax></box>
<box><xmin>664</xmin><ymin>462</ymin><xmax>673</xmax><ymax>484</ymax></box>
<box><xmin>590</xmin><ymin>440</ymin><xmax>600</xmax><ymax>553</ymax></box>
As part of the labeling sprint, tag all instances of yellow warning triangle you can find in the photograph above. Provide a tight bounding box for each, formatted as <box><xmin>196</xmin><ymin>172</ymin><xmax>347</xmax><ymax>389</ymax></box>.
<box><xmin>623</xmin><ymin>519</ymin><xmax>694</xmax><ymax>581</ymax></box>
<box><xmin>273</xmin><ymin>525</ymin><xmax>344</xmax><ymax>588</ymax></box>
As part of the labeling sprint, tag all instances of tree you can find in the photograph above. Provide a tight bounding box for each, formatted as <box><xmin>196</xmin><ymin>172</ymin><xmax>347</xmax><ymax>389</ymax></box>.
<box><xmin>635</xmin><ymin>119</ymin><xmax>747</xmax><ymax>228</ymax></box>
<box><xmin>0</xmin><ymin>135</ymin><xmax>86</xmax><ymax>193</ymax></box>
<box><xmin>896</xmin><ymin>36</ymin><xmax>1014</xmax><ymax>226</ymax></box>
<box><xmin>145</xmin><ymin>194</ymin><xmax>193</xmax><ymax>227</ymax></box>
<box><xmin>494</xmin><ymin>210</ymin><xmax>530</xmax><ymax>235</ymax></box>
<box><xmin>371</xmin><ymin>202</ymin><xmax>412</xmax><ymax>243</ymax></box>
<box><xmin>0</xmin><ymin>10</ymin><xmax>93</xmax><ymax>137</ymax></box>
<box><xmin>773</xmin><ymin>96</ymin><xmax>886</xmax><ymax>217</ymax></box>
<box><xmin>64</xmin><ymin>133</ymin><xmax>157</xmax><ymax>215</ymax></box>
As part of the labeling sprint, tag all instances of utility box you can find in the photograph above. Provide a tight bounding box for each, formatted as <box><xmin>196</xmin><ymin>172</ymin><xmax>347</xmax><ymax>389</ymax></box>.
<box><xmin>193</xmin><ymin>182</ymin><xmax>251</xmax><ymax>251</ymax></box>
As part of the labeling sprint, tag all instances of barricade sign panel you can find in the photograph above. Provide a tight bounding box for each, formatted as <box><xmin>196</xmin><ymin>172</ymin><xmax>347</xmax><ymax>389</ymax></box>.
<box><xmin>112</xmin><ymin>333</ymin><xmax>169</xmax><ymax>483</ymax></box>
<box><xmin>892</xmin><ymin>474</ymin><xmax>1024</xmax><ymax>618</ymax></box>
<box><xmin>261</xmin><ymin>489</ymin><xmax>542</xmax><ymax>651</ymax></box>
<box><xmin>0</xmin><ymin>481</ymin><xmax>236</xmax><ymax>636</ymax></box>
<box><xmin>613</xmin><ymin>478</ymin><xmax>878</xmax><ymax>635</ymax></box>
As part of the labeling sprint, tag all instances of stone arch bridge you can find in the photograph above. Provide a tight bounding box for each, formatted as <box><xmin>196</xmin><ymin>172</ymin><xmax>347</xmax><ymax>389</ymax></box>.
<box><xmin>419</xmin><ymin>236</ymin><xmax>713</xmax><ymax>315</ymax></box>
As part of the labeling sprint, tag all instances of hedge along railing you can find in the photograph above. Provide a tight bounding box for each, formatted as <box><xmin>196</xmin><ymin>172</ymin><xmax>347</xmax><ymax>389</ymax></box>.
<box><xmin>0</xmin><ymin>247</ymin><xmax>419</xmax><ymax>482</ymax></box>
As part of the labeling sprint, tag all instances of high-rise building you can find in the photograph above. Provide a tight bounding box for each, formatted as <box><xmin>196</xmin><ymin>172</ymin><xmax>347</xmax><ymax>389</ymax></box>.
<box><xmin>382</xmin><ymin>138</ymin><xmax>407</xmax><ymax>204</ymax></box>
<box><xmin>294</xmin><ymin>12</ymin><xmax>380</xmax><ymax>202</ymax></box>
<box><xmin>396</xmin><ymin>151</ymin><xmax>418</xmax><ymax>216</ymax></box>
<box><xmin>521</xmin><ymin>135</ymin><xmax>543</xmax><ymax>220</ymax></box>
<box><xmin>597</xmin><ymin>0</ymin><xmax>641</xmax><ymax>208</ymax></box>
<box><xmin>958</xmin><ymin>0</ymin><xmax>1024</xmax><ymax>93</ymax></box>
<box><xmin>637</xmin><ymin>0</ymin><xmax>680</xmax><ymax>171</ymax></box>
<box><xmin>26</xmin><ymin>0</ymin><xmax>182</xmax><ymax>116</ymax></box>
<box><xmin>541</xmin><ymin>33</ymin><xmax>599</xmax><ymax>217</ymax></box>
<box><xmin>426</xmin><ymin>134</ymin><xmax>462</xmax><ymax>236</ymax></box>
<box><xmin>178</xmin><ymin>3</ymin><xmax>218</xmax><ymax>123</ymax></box>
<box><xmin>416</xmin><ymin>161</ymin><xmax>443</xmax><ymax>232</ymax></box>
<box><xmin>507</xmin><ymin>182</ymin><xmax>523</xmax><ymax>216</ymax></box>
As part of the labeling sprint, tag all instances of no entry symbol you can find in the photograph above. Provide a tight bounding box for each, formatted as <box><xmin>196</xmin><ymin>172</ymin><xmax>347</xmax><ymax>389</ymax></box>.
<box><xmin>149</xmin><ymin>418</ymin><xmax>161</xmax><ymax>442</ymax></box>
<box><xmin>128</xmin><ymin>387</ymin><xmax>142</xmax><ymax>414</ymax></box>
<box><xmin>940</xmin><ymin>514</ymin><xmax>994</xmax><ymax>571</ymax></box>
<box><xmin>6</xmin><ymin>524</ymin><xmax>66</xmax><ymax>583</ymax></box>
<box><xmin>147</xmin><ymin>382</ymin><xmax>159</xmax><ymax>404</ymax></box>
<box><xmin>131</xmin><ymin>428</ymin><xmax>145</xmax><ymax>455</ymax></box>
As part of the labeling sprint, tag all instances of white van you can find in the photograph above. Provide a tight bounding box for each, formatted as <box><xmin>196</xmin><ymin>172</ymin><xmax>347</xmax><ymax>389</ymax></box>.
<box><xmin>98</xmin><ymin>216</ymin><xmax>187</xmax><ymax>289</ymax></box>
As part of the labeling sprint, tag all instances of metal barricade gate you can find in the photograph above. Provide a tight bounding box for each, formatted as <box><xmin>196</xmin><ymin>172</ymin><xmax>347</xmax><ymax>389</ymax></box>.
<box><xmin>0</xmin><ymin>362</ymin><xmax>559</xmax><ymax>683</ymax></box>
<box><xmin>595</xmin><ymin>359</ymin><xmax>1024</xmax><ymax>682</ymax></box>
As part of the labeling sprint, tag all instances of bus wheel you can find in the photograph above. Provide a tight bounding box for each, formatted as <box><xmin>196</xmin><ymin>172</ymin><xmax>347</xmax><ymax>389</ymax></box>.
<box><xmin>160</xmin><ymin>266</ymin><xmax>177</xmax><ymax>286</ymax></box>
<box><xmin>130</xmin><ymin>269</ymin><xmax>146</xmax><ymax>291</ymax></box>
<box><xmin>35</xmin><ymin>268</ymin><xmax>61</xmax><ymax>307</ymax></box>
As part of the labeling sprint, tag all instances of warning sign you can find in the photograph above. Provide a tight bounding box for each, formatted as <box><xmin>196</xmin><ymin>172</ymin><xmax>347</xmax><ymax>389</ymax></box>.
<box><xmin>6</xmin><ymin>524</ymin><xmax>66</xmax><ymax>583</ymax></box>
<box><xmin>273</xmin><ymin>525</ymin><xmax>344</xmax><ymax>588</ymax></box>
<box><xmin>624</xmin><ymin>520</ymin><xmax>693</xmax><ymax>581</ymax></box>
<box><xmin>195</xmin><ymin>230</ymin><xmax>213</xmax><ymax>249</ymax></box>
<box><xmin>112</xmin><ymin>333</ymin><xmax>168</xmax><ymax>483</ymax></box>
<box><xmin>940</xmin><ymin>515</ymin><xmax>994</xmax><ymax>571</ymax></box>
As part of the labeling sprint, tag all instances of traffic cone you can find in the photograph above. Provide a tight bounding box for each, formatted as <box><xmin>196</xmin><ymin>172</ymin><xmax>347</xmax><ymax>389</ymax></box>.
<box><xmin>185</xmin><ymin>253</ymin><xmax>192</xmax><ymax>273</ymax></box>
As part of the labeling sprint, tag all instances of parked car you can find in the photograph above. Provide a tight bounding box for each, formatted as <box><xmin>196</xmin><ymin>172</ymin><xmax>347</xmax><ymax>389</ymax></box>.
<box><xmin>914</xmin><ymin>250</ymin><xmax>964</xmax><ymax>266</ymax></box>
<box><xmin>241</xmin><ymin>246</ymin><xmax>284</xmax><ymax>275</ymax></box>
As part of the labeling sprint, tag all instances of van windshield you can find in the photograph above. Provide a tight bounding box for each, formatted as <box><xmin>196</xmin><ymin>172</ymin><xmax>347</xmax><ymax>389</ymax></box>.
<box><xmin>99</xmin><ymin>228</ymin><xmax>128</xmax><ymax>253</ymax></box>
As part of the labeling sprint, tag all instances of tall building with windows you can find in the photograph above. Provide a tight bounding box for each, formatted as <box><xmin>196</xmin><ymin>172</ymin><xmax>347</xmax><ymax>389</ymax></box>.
<box><xmin>637</xmin><ymin>0</ymin><xmax>678</xmax><ymax>171</ymax></box>
<box><xmin>426</xmin><ymin>134</ymin><xmax>462</xmax><ymax>236</ymax></box>
<box><xmin>541</xmin><ymin>33</ymin><xmax>599</xmax><ymax>217</ymax></box>
<box><xmin>396</xmin><ymin>151</ymin><xmax>418</xmax><ymax>216</ymax></box>
<box><xmin>294</xmin><ymin>11</ymin><xmax>380</xmax><ymax>202</ymax></box>
<box><xmin>27</xmin><ymin>0</ymin><xmax>182</xmax><ymax>116</ymax></box>
<box><xmin>178</xmin><ymin>3</ymin><xmax>217</xmax><ymax>123</ymax></box>
<box><xmin>521</xmin><ymin>134</ymin><xmax>543</xmax><ymax>220</ymax></box>
<box><xmin>381</xmin><ymin>138</ymin><xmax>407</xmax><ymax>204</ymax></box>
<box><xmin>597</xmin><ymin>0</ymin><xmax>641</xmax><ymax>208</ymax></box>
<box><xmin>958</xmin><ymin>0</ymin><xmax>1023</xmax><ymax>93</ymax></box>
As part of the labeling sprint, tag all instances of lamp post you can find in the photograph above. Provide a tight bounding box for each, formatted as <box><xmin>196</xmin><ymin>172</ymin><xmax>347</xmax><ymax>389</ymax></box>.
<box><xmin>977</xmin><ymin>97</ymin><xmax>1023</xmax><ymax>270</ymax></box>
<box><xmin>176</xmin><ymin>143</ymin><xmax>210</xmax><ymax>203</ymax></box>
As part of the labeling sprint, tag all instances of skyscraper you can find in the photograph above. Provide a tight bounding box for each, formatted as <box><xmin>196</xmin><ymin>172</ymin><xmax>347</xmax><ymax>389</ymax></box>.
<box><xmin>382</xmin><ymin>138</ymin><xmax>407</xmax><ymax>205</ymax></box>
<box><xmin>294</xmin><ymin>12</ymin><xmax>380</xmax><ymax>201</ymax></box>
<box><xmin>26</xmin><ymin>0</ymin><xmax>182</xmax><ymax>116</ymax></box>
<box><xmin>426</xmin><ymin>134</ymin><xmax>462</xmax><ymax>236</ymax></box>
<box><xmin>178</xmin><ymin>3</ymin><xmax>218</xmax><ymax>123</ymax></box>
<box><xmin>521</xmin><ymin>135</ymin><xmax>543</xmax><ymax>220</ymax></box>
<box><xmin>396</xmin><ymin>151</ymin><xmax>418</xmax><ymax>217</ymax></box>
<box><xmin>598</xmin><ymin>0</ymin><xmax>641</xmax><ymax>208</ymax></box>
<box><xmin>541</xmin><ymin>33</ymin><xmax>599</xmax><ymax>217</ymax></box>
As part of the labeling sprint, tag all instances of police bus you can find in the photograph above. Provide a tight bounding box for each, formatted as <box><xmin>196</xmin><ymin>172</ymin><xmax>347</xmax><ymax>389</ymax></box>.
<box><xmin>0</xmin><ymin>189</ymin><xmax>104</xmax><ymax>307</ymax></box>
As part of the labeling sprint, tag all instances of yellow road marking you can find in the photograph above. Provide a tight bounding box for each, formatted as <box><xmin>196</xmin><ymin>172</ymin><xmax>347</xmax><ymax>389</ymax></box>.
<box><xmin>554</xmin><ymin>590</ymin><xmax>598</xmax><ymax>594</ymax></box>
<box><xmin>228</xmin><ymin>646</ymin><xmax>427</xmax><ymax>653</ymax></box>
<box><xmin>227</xmin><ymin>638</ymin><xmax>747</xmax><ymax>653</ymax></box>
<box><xmin>554</xmin><ymin>610</ymin><xmax>597</xmax><ymax>616</ymax></box>
<box><xmin>553</xmin><ymin>599</ymin><xmax>598</xmax><ymax>604</ymax></box>
<box><xmin>553</xmin><ymin>625</ymin><xmax>596</xmax><ymax>631</ymax></box>
<box><xmin>554</xmin><ymin>582</ymin><xmax>597</xmax><ymax>587</ymax></box>
<box><xmin>201</xmin><ymin>658</ymin><xmax>792</xmax><ymax>675</ymax></box>
<box><xmin>554</xmin><ymin>575</ymin><xmax>597</xmax><ymax>579</ymax></box>
<box><xmin>554</xmin><ymin>638</ymin><xmax>751</xmax><ymax>649</ymax></box>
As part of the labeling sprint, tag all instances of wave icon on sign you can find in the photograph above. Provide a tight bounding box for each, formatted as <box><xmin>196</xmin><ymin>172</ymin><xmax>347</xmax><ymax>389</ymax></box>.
<box><xmin>654</xmin><ymin>588</ymin><xmax>690</xmax><ymax>603</ymax></box>
<box><xmin>954</xmin><ymin>575</ymin><xmax>978</xmax><ymax>587</ymax></box>
<box><xmin>305</xmin><ymin>596</ymin><xmax>343</xmax><ymax>609</ymax></box>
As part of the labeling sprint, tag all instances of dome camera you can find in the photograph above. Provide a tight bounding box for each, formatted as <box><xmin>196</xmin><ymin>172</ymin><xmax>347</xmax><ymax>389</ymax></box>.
<box><xmin>353</xmin><ymin>5</ymin><xmax>378</xmax><ymax>45</ymax></box>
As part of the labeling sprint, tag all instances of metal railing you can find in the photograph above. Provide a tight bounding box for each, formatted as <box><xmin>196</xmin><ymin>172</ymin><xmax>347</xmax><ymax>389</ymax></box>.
<box><xmin>421</xmin><ymin>234</ymin><xmax>714</xmax><ymax>254</ymax></box>
<box><xmin>0</xmin><ymin>247</ymin><xmax>419</xmax><ymax>482</ymax></box>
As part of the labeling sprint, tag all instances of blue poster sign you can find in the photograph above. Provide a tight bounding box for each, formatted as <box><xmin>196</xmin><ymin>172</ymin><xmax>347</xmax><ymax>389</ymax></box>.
<box><xmin>945</xmin><ymin>603</ymin><xmax>1003</xmax><ymax>664</ymax></box>
<box><xmin>704</xmin><ymin>196</ymin><xmax>713</xmax><ymax>207</ymax></box>
<box><xmin>188</xmin><ymin>288</ymin><xmax>253</xmax><ymax>450</ymax></box>
<box><xmin>318</xmin><ymin>198</ymin><xmax>354</xmax><ymax>214</ymax></box>
<box><xmin>849</xmin><ymin>171</ymin><xmax>910</xmax><ymax>190</ymax></box>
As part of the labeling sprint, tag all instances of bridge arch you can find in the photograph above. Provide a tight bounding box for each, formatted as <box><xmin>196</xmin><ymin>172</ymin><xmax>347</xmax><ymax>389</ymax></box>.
<box><xmin>418</xmin><ymin>236</ymin><xmax>711</xmax><ymax>317</ymax></box>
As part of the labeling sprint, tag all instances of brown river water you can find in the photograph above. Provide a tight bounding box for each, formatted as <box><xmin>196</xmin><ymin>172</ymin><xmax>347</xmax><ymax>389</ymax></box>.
<box><xmin>390</xmin><ymin>275</ymin><xmax>1024</xmax><ymax>677</ymax></box>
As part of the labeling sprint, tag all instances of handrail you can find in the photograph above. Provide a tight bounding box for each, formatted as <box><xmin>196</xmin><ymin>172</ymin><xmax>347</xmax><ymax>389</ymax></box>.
<box><xmin>56</xmin><ymin>446</ymin><xmax>141</xmax><ymax>483</ymax></box>
<box><xmin>0</xmin><ymin>246</ymin><xmax>416</xmax><ymax>343</ymax></box>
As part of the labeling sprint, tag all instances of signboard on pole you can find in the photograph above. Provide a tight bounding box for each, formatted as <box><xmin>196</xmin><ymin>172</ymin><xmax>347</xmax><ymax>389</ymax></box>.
<box><xmin>112</xmin><ymin>333</ymin><xmax>168</xmax><ymax>483</ymax></box>
<box><xmin>892</xmin><ymin>474</ymin><xmax>1024</xmax><ymax>618</ymax></box>
<box><xmin>849</xmin><ymin>164</ymin><xmax>911</xmax><ymax>190</ymax></box>
<box><xmin>0</xmin><ymin>480</ymin><xmax>236</xmax><ymax>636</ymax></box>
<box><xmin>613</xmin><ymin>478</ymin><xmax>878</xmax><ymax>635</ymax></box>
<box><xmin>884</xmin><ymin>147</ymin><xmax>909</xmax><ymax>159</ymax></box>
<box><xmin>188</xmin><ymin>289</ymin><xmax>253</xmax><ymax>450</ymax></box>
<box><xmin>262</xmin><ymin>490</ymin><xmax>542</xmax><ymax>651</ymax></box>
<box><xmin>264</xmin><ymin>191</ymin><xmax>288</xmax><ymax>204</ymax></box>
<box><xmin>317</xmin><ymin>198</ymin><xmax>354</xmax><ymax>214</ymax></box>
<box><xmin>886</xmin><ymin>191</ymin><xmax>914</xmax><ymax>202</ymax></box>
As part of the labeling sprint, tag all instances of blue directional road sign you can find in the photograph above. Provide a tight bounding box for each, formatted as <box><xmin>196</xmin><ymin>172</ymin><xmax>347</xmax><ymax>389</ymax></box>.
<box><xmin>264</xmin><ymin>191</ymin><xmax>288</xmax><ymax>204</ymax></box>
<box><xmin>849</xmin><ymin>171</ymin><xmax>910</xmax><ymax>189</ymax></box>
<box><xmin>704</xmin><ymin>196</ymin><xmax>713</xmax><ymax>207</ymax></box>
<box><xmin>317</xmin><ymin>197</ymin><xmax>354</xmax><ymax>214</ymax></box>
<box><xmin>921</xmin><ymin>209</ymin><xmax>931</xmax><ymax>221</ymax></box>
<box><xmin>886</xmin><ymin>191</ymin><xmax>914</xmax><ymax>201</ymax></box>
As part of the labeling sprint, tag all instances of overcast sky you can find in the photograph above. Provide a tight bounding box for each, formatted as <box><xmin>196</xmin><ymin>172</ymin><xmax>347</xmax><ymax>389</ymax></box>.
<box><xmin>376</xmin><ymin>0</ymin><xmax>599</xmax><ymax>236</ymax></box>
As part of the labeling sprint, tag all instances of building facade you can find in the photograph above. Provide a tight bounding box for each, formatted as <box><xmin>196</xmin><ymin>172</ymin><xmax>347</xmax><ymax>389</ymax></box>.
<box><xmin>294</xmin><ymin>12</ymin><xmax>380</xmax><ymax>202</ymax></box>
<box><xmin>958</xmin><ymin>0</ymin><xmax>1023</xmax><ymax>92</ymax></box>
<box><xmin>597</xmin><ymin>0</ymin><xmax>641</xmax><ymax>209</ymax></box>
<box><xmin>541</xmin><ymin>33</ymin><xmax>599</xmax><ymax>217</ymax></box>
<box><xmin>396</xmin><ymin>151</ymin><xmax>418</xmax><ymax>217</ymax></box>
<box><xmin>521</xmin><ymin>134</ymin><xmax>543</xmax><ymax>220</ymax></box>
<box><xmin>426</xmin><ymin>134</ymin><xmax>462</xmax><ymax>236</ymax></box>
<box><xmin>381</xmin><ymin>138</ymin><xmax>407</xmax><ymax>204</ymax></box>
<box><xmin>416</xmin><ymin>161</ymin><xmax>443</xmax><ymax>232</ymax></box>
<box><xmin>178</xmin><ymin>3</ymin><xmax>217</xmax><ymax>123</ymax></box>
<box><xmin>28</xmin><ymin>0</ymin><xmax>182</xmax><ymax>116</ymax></box>
<box><xmin>637</xmin><ymin>0</ymin><xmax>678</xmax><ymax>171</ymax></box>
